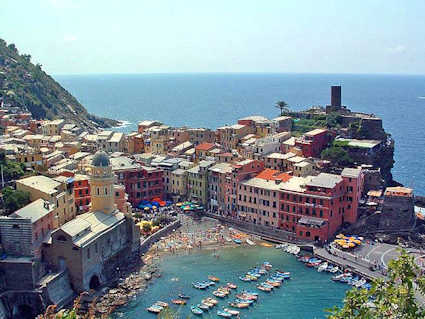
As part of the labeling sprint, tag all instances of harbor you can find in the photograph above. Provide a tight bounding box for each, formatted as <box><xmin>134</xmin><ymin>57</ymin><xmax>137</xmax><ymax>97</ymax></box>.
<box><xmin>110</xmin><ymin>243</ymin><xmax>352</xmax><ymax>319</ymax></box>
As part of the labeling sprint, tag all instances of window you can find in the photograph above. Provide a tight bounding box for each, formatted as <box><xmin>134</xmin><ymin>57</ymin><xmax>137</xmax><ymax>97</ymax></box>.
<box><xmin>306</xmin><ymin>231</ymin><xmax>311</xmax><ymax>237</ymax></box>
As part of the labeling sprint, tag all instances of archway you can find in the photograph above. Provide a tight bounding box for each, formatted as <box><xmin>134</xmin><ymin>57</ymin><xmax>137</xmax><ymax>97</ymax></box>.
<box><xmin>89</xmin><ymin>275</ymin><xmax>100</xmax><ymax>290</ymax></box>
<box><xmin>12</xmin><ymin>304</ymin><xmax>34</xmax><ymax>319</ymax></box>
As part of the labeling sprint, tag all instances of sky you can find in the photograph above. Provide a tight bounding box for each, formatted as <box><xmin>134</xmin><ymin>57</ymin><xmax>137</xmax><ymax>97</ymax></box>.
<box><xmin>1</xmin><ymin>0</ymin><xmax>425</xmax><ymax>75</ymax></box>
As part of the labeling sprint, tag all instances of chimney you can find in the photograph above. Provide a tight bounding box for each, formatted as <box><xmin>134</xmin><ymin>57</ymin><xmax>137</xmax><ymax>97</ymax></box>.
<box><xmin>331</xmin><ymin>86</ymin><xmax>341</xmax><ymax>106</ymax></box>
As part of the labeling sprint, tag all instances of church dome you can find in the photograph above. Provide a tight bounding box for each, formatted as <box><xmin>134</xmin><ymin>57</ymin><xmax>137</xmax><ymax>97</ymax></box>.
<box><xmin>91</xmin><ymin>151</ymin><xmax>110</xmax><ymax>167</ymax></box>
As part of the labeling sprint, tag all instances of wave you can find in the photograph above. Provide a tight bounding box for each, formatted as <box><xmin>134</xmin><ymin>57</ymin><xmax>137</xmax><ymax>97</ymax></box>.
<box><xmin>112</xmin><ymin>120</ymin><xmax>132</xmax><ymax>128</ymax></box>
<box><xmin>418</xmin><ymin>96</ymin><xmax>425</xmax><ymax>99</ymax></box>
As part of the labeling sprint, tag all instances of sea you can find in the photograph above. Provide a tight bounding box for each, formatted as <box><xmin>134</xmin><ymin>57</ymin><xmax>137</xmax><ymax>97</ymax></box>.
<box><xmin>110</xmin><ymin>246</ymin><xmax>349</xmax><ymax>319</ymax></box>
<box><xmin>55</xmin><ymin>73</ymin><xmax>425</xmax><ymax>194</ymax></box>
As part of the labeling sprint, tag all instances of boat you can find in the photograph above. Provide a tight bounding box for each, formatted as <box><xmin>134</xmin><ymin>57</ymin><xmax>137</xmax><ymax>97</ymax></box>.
<box><xmin>155</xmin><ymin>301</ymin><xmax>168</xmax><ymax>308</ymax></box>
<box><xmin>236</xmin><ymin>293</ymin><xmax>257</xmax><ymax>300</ymax></box>
<box><xmin>213</xmin><ymin>290</ymin><xmax>227</xmax><ymax>298</ymax></box>
<box><xmin>191</xmin><ymin>305</ymin><xmax>203</xmax><ymax>315</ymax></box>
<box><xmin>318</xmin><ymin>262</ymin><xmax>328</xmax><ymax>272</ymax></box>
<box><xmin>228</xmin><ymin>302</ymin><xmax>250</xmax><ymax>308</ymax></box>
<box><xmin>224</xmin><ymin>308</ymin><xmax>240</xmax><ymax>316</ymax></box>
<box><xmin>171</xmin><ymin>299</ymin><xmax>186</xmax><ymax>305</ymax></box>
<box><xmin>217</xmin><ymin>310</ymin><xmax>233</xmax><ymax>318</ymax></box>
<box><xmin>208</xmin><ymin>275</ymin><xmax>220</xmax><ymax>282</ymax></box>
<box><xmin>235</xmin><ymin>298</ymin><xmax>254</xmax><ymax>304</ymax></box>
<box><xmin>246</xmin><ymin>239</ymin><xmax>255</xmax><ymax>246</ymax></box>
<box><xmin>241</xmin><ymin>290</ymin><xmax>259</xmax><ymax>296</ymax></box>
<box><xmin>226</xmin><ymin>282</ymin><xmax>237</xmax><ymax>289</ymax></box>
<box><xmin>260</xmin><ymin>282</ymin><xmax>274</xmax><ymax>289</ymax></box>
<box><xmin>147</xmin><ymin>305</ymin><xmax>163</xmax><ymax>313</ymax></box>
<box><xmin>239</xmin><ymin>275</ymin><xmax>251</xmax><ymax>282</ymax></box>
<box><xmin>246</xmin><ymin>274</ymin><xmax>258</xmax><ymax>281</ymax></box>
<box><xmin>197</xmin><ymin>303</ymin><xmax>210</xmax><ymax>311</ymax></box>
<box><xmin>233</xmin><ymin>239</ymin><xmax>242</xmax><ymax>244</ymax></box>
<box><xmin>257</xmin><ymin>284</ymin><xmax>272</xmax><ymax>292</ymax></box>
<box><xmin>266</xmin><ymin>280</ymin><xmax>281</xmax><ymax>287</ymax></box>
<box><xmin>330</xmin><ymin>266</ymin><xmax>340</xmax><ymax>273</ymax></box>
<box><xmin>354</xmin><ymin>278</ymin><xmax>367</xmax><ymax>288</ymax></box>
<box><xmin>178</xmin><ymin>293</ymin><xmax>191</xmax><ymax>299</ymax></box>
<box><xmin>205</xmin><ymin>297</ymin><xmax>218</xmax><ymax>305</ymax></box>
<box><xmin>263</xmin><ymin>261</ymin><xmax>272</xmax><ymax>270</ymax></box>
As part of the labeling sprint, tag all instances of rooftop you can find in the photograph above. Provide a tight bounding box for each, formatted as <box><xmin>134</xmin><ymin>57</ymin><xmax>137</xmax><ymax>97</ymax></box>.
<box><xmin>17</xmin><ymin>175</ymin><xmax>61</xmax><ymax>195</ymax></box>
<box><xmin>307</xmin><ymin>173</ymin><xmax>342</xmax><ymax>189</ymax></box>
<box><xmin>342</xmin><ymin>167</ymin><xmax>362</xmax><ymax>178</ymax></box>
<box><xmin>110</xmin><ymin>156</ymin><xmax>141</xmax><ymax>170</ymax></box>
<box><xmin>60</xmin><ymin>210</ymin><xmax>126</xmax><ymax>247</ymax></box>
<box><xmin>305</xmin><ymin>128</ymin><xmax>327</xmax><ymax>136</ymax></box>
<box><xmin>384</xmin><ymin>187</ymin><xmax>413</xmax><ymax>197</ymax></box>
<box><xmin>195</xmin><ymin>143</ymin><xmax>215</xmax><ymax>151</ymax></box>
<box><xmin>256</xmin><ymin>168</ymin><xmax>292</xmax><ymax>182</ymax></box>
<box><xmin>12</xmin><ymin>199</ymin><xmax>55</xmax><ymax>223</ymax></box>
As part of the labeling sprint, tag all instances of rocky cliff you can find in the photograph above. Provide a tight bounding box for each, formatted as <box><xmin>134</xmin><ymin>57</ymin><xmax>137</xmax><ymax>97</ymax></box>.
<box><xmin>0</xmin><ymin>38</ymin><xmax>118</xmax><ymax>130</ymax></box>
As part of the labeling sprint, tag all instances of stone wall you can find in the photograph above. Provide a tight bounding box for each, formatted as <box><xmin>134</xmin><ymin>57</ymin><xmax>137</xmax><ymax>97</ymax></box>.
<box><xmin>140</xmin><ymin>220</ymin><xmax>181</xmax><ymax>254</ymax></box>
<box><xmin>0</xmin><ymin>260</ymin><xmax>36</xmax><ymax>291</ymax></box>
<box><xmin>43</xmin><ymin>271</ymin><xmax>74</xmax><ymax>309</ymax></box>
<box><xmin>0</xmin><ymin>218</ymin><xmax>33</xmax><ymax>256</ymax></box>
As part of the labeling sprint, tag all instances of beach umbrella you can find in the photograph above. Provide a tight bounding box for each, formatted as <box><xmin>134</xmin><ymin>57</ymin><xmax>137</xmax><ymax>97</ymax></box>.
<box><xmin>336</xmin><ymin>234</ymin><xmax>345</xmax><ymax>239</ymax></box>
<box><xmin>144</xmin><ymin>207</ymin><xmax>150</xmax><ymax>211</ymax></box>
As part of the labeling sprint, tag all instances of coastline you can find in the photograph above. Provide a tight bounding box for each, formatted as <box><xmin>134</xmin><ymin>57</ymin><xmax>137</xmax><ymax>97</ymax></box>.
<box><xmin>90</xmin><ymin>216</ymin><xmax>259</xmax><ymax>317</ymax></box>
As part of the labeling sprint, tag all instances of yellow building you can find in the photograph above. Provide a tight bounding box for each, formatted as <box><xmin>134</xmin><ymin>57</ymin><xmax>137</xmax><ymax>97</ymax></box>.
<box><xmin>170</xmin><ymin>168</ymin><xmax>188</xmax><ymax>201</ymax></box>
<box><xmin>16</xmin><ymin>175</ymin><xmax>76</xmax><ymax>227</ymax></box>
<box><xmin>41</xmin><ymin>119</ymin><xmax>65</xmax><ymax>136</ymax></box>
<box><xmin>16</xmin><ymin>151</ymin><xmax>43</xmax><ymax>170</ymax></box>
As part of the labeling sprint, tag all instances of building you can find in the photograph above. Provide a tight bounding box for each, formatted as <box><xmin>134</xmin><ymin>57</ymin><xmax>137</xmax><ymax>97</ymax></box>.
<box><xmin>16</xmin><ymin>175</ymin><xmax>76</xmax><ymax>227</ymax></box>
<box><xmin>44</xmin><ymin>152</ymin><xmax>140</xmax><ymax>292</ymax></box>
<box><xmin>127</xmin><ymin>132</ymin><xmax>144</xmax><ymax>154</ymax></box>
<box><xmin>194</xmin><ymin>142</ymin><xmax>215</xmax><ymax>161</ymax></box>
<box><xmin>208</xmin><ymin>162</ymin><xmax>234</xmax><ymax>212</ymax></box>
<box><xmin>169</xmin><ymin>168</ymin><xmax>188</xmax><ymax>202</ymax></box>
<box><xmin>41</xmin><ymin>119</ymin><xmax>65</xmax><ymax>136</ymax></box>
<box><xmin>111</xmin><ymin>156</ymin><xmax>164</xmax><ymax>207</ymax></box>
<box><xmin>295</xmin><ymin>128</ymin><xmax>332</xmax><ymax>158</ymax></box>
<box><xmin>73</xmin><ymin>174</ymin><xmax>91</xmax><ymax>213</ymax></box>
<box><xmin>187</xmin><ymin>160</ymin><xmax>215</xmax><ymax>205</ymax></box>
<box><xmin>217</xmin><ymin>124</ymin><xmax>252</xmax><ymax>151</ymax></box>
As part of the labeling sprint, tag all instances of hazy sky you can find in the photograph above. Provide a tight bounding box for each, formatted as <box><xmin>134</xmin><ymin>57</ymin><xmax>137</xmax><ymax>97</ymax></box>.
<box><xmin>1</xmin><ymin>0</ymin><xmax>424</xmax><ymax>75</ymax></box>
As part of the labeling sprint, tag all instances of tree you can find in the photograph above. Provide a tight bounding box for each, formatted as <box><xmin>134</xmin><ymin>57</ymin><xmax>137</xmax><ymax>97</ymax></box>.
<box><xmin>275</xmin><ymin>100</ymin><xmax>290</xmax><ymax>116</ymax></box>
<box><xmin>327</xmin><ymin>249</ymin><xmax>425</xmax><ymax>319</ymax></box>
<box><xmin>1</xmin><ymin>187</ymin><xmax>30</xmax><ymax>214</ymax></box>
<box><xmin>321</xmin><ymin>146</ymin><xmax>353</xmax><ymax>166</ymax></box>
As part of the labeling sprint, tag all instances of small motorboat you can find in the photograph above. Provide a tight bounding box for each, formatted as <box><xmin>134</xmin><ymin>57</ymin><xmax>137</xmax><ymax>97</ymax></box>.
<box><xmin>201</xmin><ymin>300</ymin><xmax>214</xmax><ymax>308</ymax></box>
<box><xmin>171</xmin><ymin>299</ymin><xmax>186</xmax><ymax>305</ymax></box>
<box><xmin>233</xmin><ymin>238</ymin><xmax>242</xmax><ymax>244</ymax></box>
<box><xmin>155</xmin><ymin>301</ymin><xmax>168</xmax><ymax>308</ymax></box>
<box><xmin>318</xmin><ymin>262</ymin><xmax>328</xmax><ymax>272</ymax></box>
<box><xmin>197</xmin><ymin>303</ymin><xmax>210</xmax><ymax>311</ymax></box>
<box><xmin>235</xmin><ymin>298</ymin><xmax>254</xmax><ymax>304</ymax></box>
<box><xmin>213</xmin><ymin>290</ymin><xmax>227</xmax><ymax>298</ymax></box>
<box><xmin>191</xmin><ymin>305</ymin><xmax>203</xmax><ymax>315</ymax></box>
<box><xmin>147</xmin><ymin>305</ymin><xmax>163</xmax><ymax>313</ymax></box>
<box><xmin>260</xmin><ymin>282</ymin><xmax>274</xmax><ymax>289</ymax></box>
<box><xmin>227</xmin><ymin>282</ymin><xmax>237</xmax><ymax>289</ymax></box>
<box><xmin>241</xmin><ymin>290</ymin><xmax>259</xmax><ymax>296</ymax></box>
<box><xmin>330</xmin><ymin>266</ymin><xmax>340</xmax><ymax>273</ymax></box>
<box><xmin>246</xmin><ymin>239</ymin><xmax>255</xmax><ymax>246</ymax></box>
<box><xmin>208</xmin><ymin>275</ymin><xmax>220</xmax><ymax>282</ymax></box>
<box><xmin>178</xmin><ymin>293</ymin><xmax>191</xmax><ymax>299</ymax></box>
<box><xmin>224</xmin><ymin>308</ymin><xmax>240</xmax><ymax>316</ymax></box>
<box><xmin>236</xmin><ymin>293</ymin><xmax>257</xmax><ymax>300</ymax></box>
<box><xmin>204</xmin><ymin>297</ymin><xmax>218</xmax><ymax>305</ymax></box>
<box><xmin>246</xmin><ymin>274</ymin><xmax>258</xmax><ymax>281</ymax></box>
<box><xmin>217</xmin><ymin>310</ymin><xmax>233</xmax><ymax>318</ymax></box>
<box><xmin>257</xmin><ymin>285</ymin><xmax>271</xmax><ymax>292</ymax></box>
<box><xmin>229</xmin><ymin>302</ymin><xmax>250</xmax><ymax>308</ymax></box>
<box><xmin>192</xmin><ymin>282</ymin><xmax>208</xmax><ymax>289</ymax></box>
<box><xmin>266</xmin><ymin>280</ymin><xmax>281</xmax><ymax>287</ymax></box>
<box><xmin>239</xmin><ymin>275</ymin><xmax>251</xmax><ymax>282</ymax></box>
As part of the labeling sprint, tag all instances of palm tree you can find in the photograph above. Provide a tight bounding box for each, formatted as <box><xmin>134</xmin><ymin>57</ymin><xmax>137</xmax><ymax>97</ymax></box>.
<box><xmin>275</xmin><ymin>100</ymin><xmax>290</xmax><ymax>116</ymax></box>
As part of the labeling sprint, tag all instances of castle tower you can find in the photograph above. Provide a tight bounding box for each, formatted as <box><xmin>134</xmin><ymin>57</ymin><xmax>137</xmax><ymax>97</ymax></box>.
<box><xmin>89</xmin><ymin>151</ymin><xmax>115</xmax><ymax>214</ymax></box>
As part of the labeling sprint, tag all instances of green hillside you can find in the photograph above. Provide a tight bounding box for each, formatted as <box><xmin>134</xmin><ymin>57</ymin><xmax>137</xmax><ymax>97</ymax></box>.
<box><xmin>0</xmin><ymin>38</ymin><xmax>117</xmax><ymax>129</ymax></box>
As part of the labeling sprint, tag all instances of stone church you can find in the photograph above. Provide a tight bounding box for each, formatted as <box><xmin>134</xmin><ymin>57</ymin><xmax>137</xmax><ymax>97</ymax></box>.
<box><xmin>44</xmin><ymin>151</ymin><xmax>140</xmax><ymax>292</ymax></box>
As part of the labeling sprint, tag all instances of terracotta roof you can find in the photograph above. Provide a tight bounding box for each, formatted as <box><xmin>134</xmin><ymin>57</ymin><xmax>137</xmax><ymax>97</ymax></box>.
<box><xmin>255</xmin><ymin>168</ymin><xmax>292</xmax><ymax>182</ymax></box>
<box><xmin>195</xmin><ymin>143</ymin><xmax>215</xmax><ymax>151</ymax></box>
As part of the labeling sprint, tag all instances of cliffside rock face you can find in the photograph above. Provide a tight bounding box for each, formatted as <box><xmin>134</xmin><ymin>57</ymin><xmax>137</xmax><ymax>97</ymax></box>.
<box><xmin>0</xmin><ymin>39</ymin><xmax>118</xmax><ymax>130</ymax></box>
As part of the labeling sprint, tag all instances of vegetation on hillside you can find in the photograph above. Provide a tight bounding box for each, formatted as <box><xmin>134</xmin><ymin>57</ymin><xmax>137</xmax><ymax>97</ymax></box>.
<box><xmin>0</xmin><ymin>38</ymin><xmax>117</xmax><ymax>129</ymax></box>
<box><xmin>327</xmin><ymin>249</ymin><xmax>425</xmax><ymax>319</ymax></box>
<box><xmin>321</xmin><ymin>142</ymin><xmax>353</xmax><ymax>166</ymax></box>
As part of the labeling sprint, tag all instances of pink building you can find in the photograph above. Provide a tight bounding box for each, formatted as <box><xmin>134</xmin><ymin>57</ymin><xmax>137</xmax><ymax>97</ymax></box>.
<box><xmin>223</xmin><ymin>159</ymin><xmax>264</xmax><ymax>217</ymax></box>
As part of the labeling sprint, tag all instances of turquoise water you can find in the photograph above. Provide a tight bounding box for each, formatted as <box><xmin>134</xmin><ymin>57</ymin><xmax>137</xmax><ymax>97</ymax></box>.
<box><xmin>111</xmin><ymin>246</ymin><xmax>349</xmax><ymax>319</ymax></box>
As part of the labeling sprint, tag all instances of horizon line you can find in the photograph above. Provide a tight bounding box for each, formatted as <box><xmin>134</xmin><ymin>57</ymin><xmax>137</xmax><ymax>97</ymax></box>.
<box><xmin>52</xmin><ymin>71</ymin><xmax>425</xmax><ymax>77</ymax></box>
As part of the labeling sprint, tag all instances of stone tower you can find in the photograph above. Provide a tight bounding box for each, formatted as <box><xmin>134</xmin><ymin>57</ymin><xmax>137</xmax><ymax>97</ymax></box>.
<box><xmin>89</xmin><ymin>151</ymin><xmax>115</xmax><ymax>214</ymax></box>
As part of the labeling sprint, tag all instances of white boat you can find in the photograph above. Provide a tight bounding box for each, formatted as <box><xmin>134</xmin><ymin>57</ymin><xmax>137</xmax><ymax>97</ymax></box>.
<box><xmin>330</xmin><ymin>266</ymin><xmax>340</xmax><ymax>273</ymax></box>
<box><xmin>354</xmin><ymin>278</ymin><xmax>366</xmax><ymax>288</ymax></box>
<box><xmin>318</xmin><ymin>262</ymin><xmax>328</xmax><ymax>272</ymax></box>
<box><xmin>246</xmin><ymin>239</ymin><xmax>255</xmax><ymax>246</ymax></box>
<box><xmin>292</xmin><ymin>246</ymin><xmax>301</xmax><ymax>255</ymax></box>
